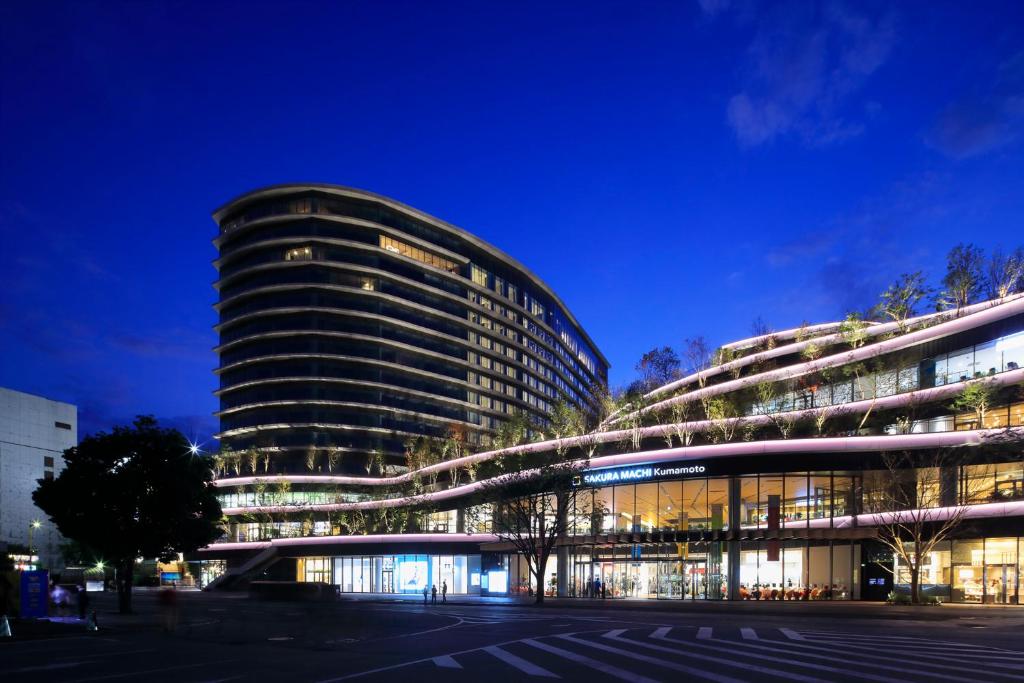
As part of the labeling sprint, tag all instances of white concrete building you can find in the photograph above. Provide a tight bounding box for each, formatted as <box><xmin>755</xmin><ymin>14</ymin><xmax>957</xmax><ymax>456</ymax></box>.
<box><xmin>0</xmin><ymin>387</ymin><xmax>77</xmax><ymax>569</ymax></box>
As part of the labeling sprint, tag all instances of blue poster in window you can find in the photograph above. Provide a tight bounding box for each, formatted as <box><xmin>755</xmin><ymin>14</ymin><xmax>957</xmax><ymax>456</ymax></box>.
<box><xmin>20</xmin><ymin>570</ymin><xmax>49</xmax><ymax>618</ymax></box>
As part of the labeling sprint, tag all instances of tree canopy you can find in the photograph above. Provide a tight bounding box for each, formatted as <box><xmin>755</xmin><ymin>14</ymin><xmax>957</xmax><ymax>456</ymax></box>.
<box><xmin>33</xmin><ymin>416</ymin><xmax>223</xmax><ymax>612</ymax></box>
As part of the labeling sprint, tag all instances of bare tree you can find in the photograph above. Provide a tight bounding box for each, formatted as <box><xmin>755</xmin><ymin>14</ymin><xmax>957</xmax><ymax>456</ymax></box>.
<box><xmin>936</xmin><ymin>243</ymin><xmax>985</xmax><ymax>314</ymax></box>
<box><xmin>472</xmin><ymin>453</ymin><xmax>586</xmax><ymax>605</ymax></box>
<box><xmin>635</xmin><ymin>346</ymin><xmax>682</xmax><ymax>392</ymax></box>
<box><xmin>985</xmin><ymin>246</ymin><xmax>1024</xmax><ymax>299</ymax></box>
<box><xmin>870</xmin><ymin>449</ymin><xmax>992</xmax><ymax>604</ymax></box>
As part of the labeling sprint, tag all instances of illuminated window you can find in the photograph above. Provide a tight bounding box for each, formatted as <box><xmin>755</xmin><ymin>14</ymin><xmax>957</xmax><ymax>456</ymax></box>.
<box><xmin>379</xmin><ymin>235</ymin><xmax>458</xmax><ymax>273</ymax></box>
<box><xmin>284</xmin><ymin>246</ymin><xmax>313</xmax><ymax>261</ymax></box>
<box><xmin>360</xmin><ymin>277</ymin><xmax>376</xmax><ymax>291</ymax></box>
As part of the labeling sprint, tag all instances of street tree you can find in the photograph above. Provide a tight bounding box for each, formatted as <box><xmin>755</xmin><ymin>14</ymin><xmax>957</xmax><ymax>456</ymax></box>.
<box><xmin>868</xmin><ymin>447</ymin><xmax>998</xmax><ymax>604</ymax></box>
<box><xmin>936</xmin><ymin>243</ymin><xmax>985</xmax><ymax>313</ymax></box>
<box><xmin>473</xmin><ymin>450</ymin><xmax>586</xmax><ymax>605</ymax></box>
<box><xmin>33</xmin><ymin>416</ymin><xmax>223</xmax><ymax>613</ymax></box>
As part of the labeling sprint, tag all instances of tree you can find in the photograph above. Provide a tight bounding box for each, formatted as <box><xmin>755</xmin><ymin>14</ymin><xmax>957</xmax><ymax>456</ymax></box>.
<box><xmin>473</xmin><ymin>450</ymin><xmax>586</xmax><ymax>606</ymax></box>
<box><xmin>985</xmin><ymin>246</ymin><xmax>1024</xmax><ymax>300</ymax></box>
<box><xmin>951</xmin><ymin>378</ymin><xmax>998</xmax><ymax>427</ymax></box>
<box><xmin>868</xmin><ymin>449</ymin><xmax>993</xmax><ymax>604</ymax></box>
<box><xmin>33</xmin><ymin>416</ymin><xmax>223</xmax><ymax>613</ymax></box>
<box><xmin>874</xmin><ymin>272</ymin><xmax>931</xmax><ymax>333</ymax></box>
<box><xmin>634</xmin><ymin>346</ymin><xmax>681</xmax><ymax>392</ymax></box>
<box><xmin>937</xmin><ymin>243</ymin><xmax>984</xmax><ymax>313</ymax></box>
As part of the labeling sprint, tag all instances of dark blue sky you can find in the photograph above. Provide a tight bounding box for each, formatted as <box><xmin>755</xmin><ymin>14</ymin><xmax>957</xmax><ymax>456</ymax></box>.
<box><xmin>2</xmin><ymin>0</ymin><xmax>1022</xmax><ymax>442</ymax></box>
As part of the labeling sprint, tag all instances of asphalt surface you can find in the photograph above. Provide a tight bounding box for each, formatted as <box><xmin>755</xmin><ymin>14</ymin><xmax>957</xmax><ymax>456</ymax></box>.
<box><xmin>2</xmin><ymin>591</ymin><xmax>1024</xmax><ymax>682</ymax></box>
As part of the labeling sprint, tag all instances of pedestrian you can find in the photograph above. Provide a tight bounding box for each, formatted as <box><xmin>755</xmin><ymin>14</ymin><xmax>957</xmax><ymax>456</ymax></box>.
<box><xmin>422</xmin><ymin>585</ymin><xmax>428</xmax><ymax>605</ymax></box>
<box><xmin>441</xmin><ymin>581</ymin><xmax>447</xmax><ymax>604</ymax></box>
<box><xmin>77</xmin><ymin>585</ymin><xmax>89</xmax><ymax>620</ymax></box>
<box><xmin>158</xmin><ymin>585</ymin><xmax>178</xmax><ymax>633</ymax></box>
<box><xmin>586</xmin><ymin>577</ymin><xmax>593</xmax><ymax>598</ymax></box>
<box><xmin>601</xmin><ymin>581</ymin><xmax>606</xmax><ymax>599</ymax></box>
<box><xmin>431</xmin><ymin>584</ymin><xmax>437</xmax><ymax>605</ymax></box>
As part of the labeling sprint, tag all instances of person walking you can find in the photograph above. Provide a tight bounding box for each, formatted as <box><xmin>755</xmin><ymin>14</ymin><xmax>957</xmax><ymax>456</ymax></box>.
<box><xmin>431</xmin><ymin>584</ymin><xmax>437</xmax><ymax>605</ymax></box>
<box><xmin>422</xmin><ymin>586</ymin><xmax>428</xmax><ymax>605</ymax></box>
<box><xmin>441</xmin><ymin>581</ymin><xmax>447</xmax><ymax>604</ymax></box>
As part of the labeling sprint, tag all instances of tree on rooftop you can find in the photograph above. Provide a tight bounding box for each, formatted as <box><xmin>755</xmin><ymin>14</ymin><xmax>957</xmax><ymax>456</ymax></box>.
<box><xmin>985</xmin><ymin>246</ymin><xmax>1024</xmax><ymax>300</ymax></box>
<box><xmin>937</xmin><ymin>243</ymin><xmax>985</xmax><ymax>314</ymax></box>
<box><xmin>873</xmin><ymin>271</ymin><xmax>931</xmax><ymax>333</ymax></box>
<box><xmin>635</xmin><ymin>346</ymin><xmax>682</xmax><ymax>392</ymax></box>
<box><xmin>33</xmin><ymin>416</ymin><xmax>223</xmax><ymax>613</ymax></box>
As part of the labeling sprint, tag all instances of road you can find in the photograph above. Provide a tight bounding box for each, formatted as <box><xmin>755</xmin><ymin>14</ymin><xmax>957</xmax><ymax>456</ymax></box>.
<box><xmin>2</xmin><ymin>591</ymin><xmax>1023</xmax><ymax>682</ymax></box>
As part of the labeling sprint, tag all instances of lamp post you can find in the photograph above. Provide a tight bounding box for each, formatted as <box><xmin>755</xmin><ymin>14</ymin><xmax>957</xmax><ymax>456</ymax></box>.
<box><xmin>28</xmin><ymin>520</ymin><xmax>41</xmax><ymax>568</ymax></box>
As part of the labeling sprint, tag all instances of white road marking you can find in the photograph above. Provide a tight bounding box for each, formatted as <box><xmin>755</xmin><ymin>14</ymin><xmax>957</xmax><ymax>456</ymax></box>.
<box><xmin>432</xmin><ymin>655</ymin><xmax>462</xmax><ymax>669</ymax></box>
<box><xmin>697</xmin><ymin>626</ymin><xmax>712</xmax><ymax>639</ymax></box>
<box><xmin>781</xmin><ymin>628</ymin><xmax>805</xmax><ymax>640</ymax></box>
<box><xmin>604</xmin><ymin>629</ymin><xmax>627</xmax><ymax>637</ymax></box>
<box><xmin>740</xmin><ymin>627</ymin><xmax>758</xmax><ymax>640</ymax></box>
<box><xmin>483</xmin><ymin>645</ymin><xmax>560</xmax><ymax>678</ymax></box>
<box><xmin>650</xmin><ymin>626</ymin><xmax>671</xmax><ymax>638</ymax></box>
<box><xmin>753</xmin><ymin>636</ymin><xmax>1000</xmax><ymax>683</ymax></box>
<box><xmin>604</xmin><ymin>632</ymin><xmax>828</xmax><ymax>683</ymax></box>
<box><xmin>523</xmin><ymin>638</ymin><xmax>661</xmax><ymax>683</ymax></box>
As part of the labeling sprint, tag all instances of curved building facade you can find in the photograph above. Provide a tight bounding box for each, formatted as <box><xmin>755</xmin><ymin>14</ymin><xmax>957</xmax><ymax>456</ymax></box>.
<box><xmin>213</xmin><ymin>184</ymin><xmax>608</xmax><ymax>476</ymax></box>
<box><xmin>201</xmin><ymin>290</ymin><xmax>1024</xmax><ymax>605</ymax></box>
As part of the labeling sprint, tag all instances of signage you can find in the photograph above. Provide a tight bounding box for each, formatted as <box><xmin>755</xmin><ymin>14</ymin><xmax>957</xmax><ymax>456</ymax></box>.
<box><xmin>574</xmin><ymin>462</ymin><xmax>708</xmax><ymax>487</ymax></box>
<box><xmin>20</xmin><ymin>570</ymin><xmax>49</xmax><ymax>619</ymax></box>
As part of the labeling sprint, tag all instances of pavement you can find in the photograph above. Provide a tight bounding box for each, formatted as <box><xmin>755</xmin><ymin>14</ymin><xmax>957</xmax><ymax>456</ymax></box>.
<box><xmin>2</xmin><ymin>589</ymin><xmax>1023</xmax><ymax>682</ymax></box>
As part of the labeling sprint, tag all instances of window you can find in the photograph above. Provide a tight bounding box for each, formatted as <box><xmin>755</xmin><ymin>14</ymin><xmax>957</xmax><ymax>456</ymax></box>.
<box><xmin>284</xmin><ymin>246</ymin><xmax>313</xmax><ymax>261</ymax></box>
<box><xmin>380</xmin><ymin>235</ymin><xmax>459</xmax><ymax>273</ymax></box>
<box><xmin>43</xmin><ymin>456</ymin><xmax>54</xmax><ymax>467</ymax></box>
<box><xmin>54</xmin><ymin>421</ymin><xmax>71</xmax><ymax>430</ymax></box>
<box><xmin>43</xmin><ymin>471</ymin><xmax>53</xmax><ymax>480</ymax></box>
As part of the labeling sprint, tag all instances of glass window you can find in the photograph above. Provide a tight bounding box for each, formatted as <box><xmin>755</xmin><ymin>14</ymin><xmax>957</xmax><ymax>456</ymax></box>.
<box><xmin>708</xmin><ymin>478</ymin><xmax>729</xmax><ymax>531</ymax></box>
<box><xmin>656</xmin><ymin>481</ymin><xmax>682</xmax><ymax>531</ymax></box>
<box><xmin>999</xmin><ymin>332</ymin><xmax>1024</xmax><ymax>371</ymax></box>
<box><xmin>994</xmin><ymin>461</ymin><xmax>1024</xmax><ymax>501</ymax></box>
<box><xmin>284</xmin><ymin>245</ymin><xmax>313</xmax><ymax>261</ymax></box>
<box><xmin>975</xmin><ymin>341</ymin><xmax>1000</xmax><ymax>377</ymax></box>
<box><xmin>634</xmin><ymin>483</ymin><xmax>659</xmax><ymax>533</ymax></box>
<box><xmin>947</xmin><ymin>349</ymin><xmax>975</xmax><ymax>383</ymax></box>
<box><xmin>758</xmin><ymin>476</ymin><xmax>784</xmax><ymax>530</ymax></box>
<box><xmin>593</xmin><ymin>486</ymin><xmax>614</xmax><ymax>533</ymax></box>
<box><xmin>613</xmin><ymin>485</ymin><xmax>635</xmax><ymax>532</ymax></box>
<box><xmin>961</xmin><ymin>464</ymin><xmax>995</xmax><ymax>504</ymax></box>
<box><xmin>739</xmin><ymin>476</ymin><xmax>758</xmax><ymax>527</ymax></box>
<box><xmin>683</xmin><ymin>478</ymin><xmax>709</xmax><ymax>531</ymax></box>
<box><xmin>784</xmin><ymin>474</ymin><xmax>809</xmax><ymax>527</ymax></box>
<box><xmin>952</xmin><ymin>540</ymin><xmax>985</xmax><ymax>603</ymax></box>
<box><xmin>916</xmin><ymin>467</ymin><xmax>941</xmax><ymax>508</ymax></box>
<box><xmin>808</xmin><ymin>474</ymin><xmax>831</xmax><ymax>521</ymax></box>
<box><xmin>984</xmin><ymin>538</ymin><xmax>1017</xmax><ymax>605</ymax></box>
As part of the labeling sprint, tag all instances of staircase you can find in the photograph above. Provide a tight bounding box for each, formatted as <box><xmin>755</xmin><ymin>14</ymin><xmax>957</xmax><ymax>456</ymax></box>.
<box><xmin>205</xmin><ymin>545</ymin><xmax>279</xmax><ymax>591</ymax></box>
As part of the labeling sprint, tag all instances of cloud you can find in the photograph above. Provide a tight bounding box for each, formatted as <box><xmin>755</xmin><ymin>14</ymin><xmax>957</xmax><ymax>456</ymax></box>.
<box><xmin>927</xmin><ymin>52</ymin><xmax>1024</xmax><ymax>159</ymax></box>
<box><xmin>708</xmin><ymin>0</ymin><xmax>896</xmax><ymax>147</ymax></box>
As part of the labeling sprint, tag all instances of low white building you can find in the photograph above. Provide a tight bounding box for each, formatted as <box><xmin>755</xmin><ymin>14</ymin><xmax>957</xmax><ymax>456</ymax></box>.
<box><xmin>0</xmin><ymin>386</ymin><xmax>77</xmax><ymax>569</ymax></box>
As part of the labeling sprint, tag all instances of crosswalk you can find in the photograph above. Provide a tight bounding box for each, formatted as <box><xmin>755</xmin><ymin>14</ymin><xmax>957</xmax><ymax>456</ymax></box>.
<box><xmin>333</xmin><ymin>626</ymin><xmax>1024</xmax><ymax>682</ymax></box>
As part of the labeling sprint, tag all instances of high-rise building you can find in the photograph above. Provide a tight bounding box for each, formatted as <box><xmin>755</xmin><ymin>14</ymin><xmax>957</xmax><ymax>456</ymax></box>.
<box><xmin>212</xmin><ymin>184</ymin><xmax>607</xmax><ymax>474</ymax></box>
<box><xmin>0</xmin><ymin>386</ymin><xmax>77</xmax><ymax>569</ymax></box>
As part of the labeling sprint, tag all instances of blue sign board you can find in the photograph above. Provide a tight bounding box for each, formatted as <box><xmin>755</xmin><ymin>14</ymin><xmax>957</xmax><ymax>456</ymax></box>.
<box><xmin>20</xmin><ymin>570</ymin><xmax>49</xmax><ymax>618</ymax></box>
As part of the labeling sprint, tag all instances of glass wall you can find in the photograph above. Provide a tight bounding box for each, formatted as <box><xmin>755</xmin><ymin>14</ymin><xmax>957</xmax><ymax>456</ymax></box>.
<box><xmin>314</xmin><ymin>554</ymin><xmax>482</xmax><ymax>595</ymax></box>
<box><xmin>893</xmin><ymin>537</ymin><xmax>1022</xmax><ymax>604</ymax></box>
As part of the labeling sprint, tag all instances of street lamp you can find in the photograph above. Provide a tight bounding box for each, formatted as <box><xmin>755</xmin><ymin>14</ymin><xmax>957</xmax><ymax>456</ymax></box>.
<box><xmin>28</xmin><ymin>520</ymin><xmax>41</xmax><ymax>567</ymax></box>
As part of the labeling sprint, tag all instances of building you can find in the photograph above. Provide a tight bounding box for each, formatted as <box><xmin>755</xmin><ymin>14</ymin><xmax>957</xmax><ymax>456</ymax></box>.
<box><xmin>0</xmin><ymin>387</ymin><xmax>76</xmax><ymax>569</ymax></box>
<box><xmin>205</xmin><ymin>184</ymin><xmax>608</xmax><ymax>587</ymax></box>
<box><xmin>200</xmin><ymin>192</ymin><xmax>1024</xmax><ymax>604</ymax></box>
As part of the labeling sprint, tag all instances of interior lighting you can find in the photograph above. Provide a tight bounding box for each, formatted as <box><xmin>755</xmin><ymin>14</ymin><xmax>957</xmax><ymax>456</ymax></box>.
<box><xmin>995</xmin><ymin>331</ymin><xmax>1024</xmax><ymax>352</ymax></box>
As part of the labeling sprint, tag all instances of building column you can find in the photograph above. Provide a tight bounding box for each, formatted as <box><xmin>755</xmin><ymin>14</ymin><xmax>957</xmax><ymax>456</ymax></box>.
<box><xmin>727</xmin><ymin>476</ymin><xmax>742</xmax><ymax>601</ymax></box>
<box><xmin>456</xmin><ymin>507</ymin><xmax>466</xmax><ymax>533</ymax></box>
<box><xmin>557</xmin><ymin>545</ymin><xmax>569</xmax><ymax>597</ymax></box>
